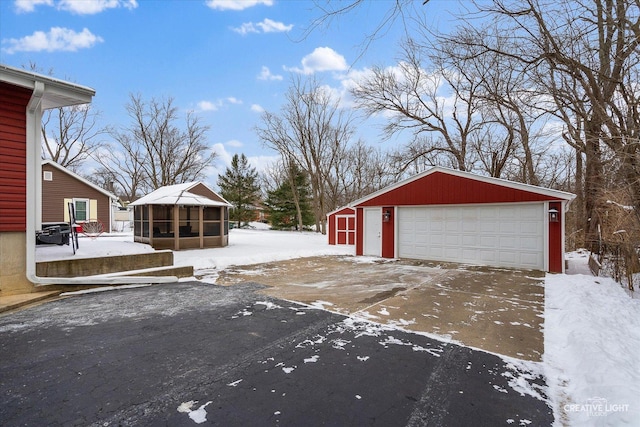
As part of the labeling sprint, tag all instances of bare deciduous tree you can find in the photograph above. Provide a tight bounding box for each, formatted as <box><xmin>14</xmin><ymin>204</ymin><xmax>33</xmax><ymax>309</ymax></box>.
<box><xmin>475</xmin><ymin>0</ymin><xmax>640</xmax><ymax>246</ymax></box>
<box><xmin>41</xmin><ymin>104</ymin><xmax>105</xmax><ymax>172</ymax></box>
<box><xmin>352</xmin><ymin>39</ymin><xmax>484</xmax><ymax>173</ymax></box>
<box><xmin>95</xmin><ymin>94</ymin><xmax>216</xmax><ymax>200</ymax></box>
<box><xmin>26</xmin><ymin>63</ymin><xmax>105</xmax><ymax>172</ymax></box>
<box><xmin>256</xmin><ymin>76</ymin><xmax>354</xmax><ymax>234</ymax></box>
<box><xmin>335</xmin><ymin>139</ymin><xmax>395</xmax><ymax>204</ymax></box>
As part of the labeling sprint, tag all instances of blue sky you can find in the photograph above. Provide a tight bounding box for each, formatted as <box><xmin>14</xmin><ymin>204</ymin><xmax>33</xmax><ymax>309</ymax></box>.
<box><xmin>0</xmin><ymin>0</ymin><xmax>456</xmax><ymax>184</ymax></box>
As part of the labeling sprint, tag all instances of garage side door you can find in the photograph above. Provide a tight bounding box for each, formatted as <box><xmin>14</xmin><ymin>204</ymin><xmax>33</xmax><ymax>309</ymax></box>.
<box><xmin>398</xmin><ymin>204</ymin><xmax>544</xmax><ymax>270</ymax></box>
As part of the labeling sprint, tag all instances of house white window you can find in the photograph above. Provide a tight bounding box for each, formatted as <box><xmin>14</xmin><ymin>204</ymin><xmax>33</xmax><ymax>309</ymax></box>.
<box><xmin>43</xmin><ymin>171</ymin><xmax>53</xmax><ymax>181</ymax></box>
<box><xmin>74</xmin><ymin>199</ymin><xmax>89</xmax><ymax>222</ymax></box>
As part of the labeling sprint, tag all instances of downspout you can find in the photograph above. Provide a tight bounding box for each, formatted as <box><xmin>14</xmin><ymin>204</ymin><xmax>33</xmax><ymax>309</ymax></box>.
<box><xmin>25</xmin><ymin>84</ymin><xmax>177</xmax><ymax>285</ymax></box>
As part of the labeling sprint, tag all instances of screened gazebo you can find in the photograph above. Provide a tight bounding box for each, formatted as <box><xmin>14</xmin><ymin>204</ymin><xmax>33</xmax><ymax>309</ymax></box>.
<box><xmin>129</xmin><ymin>182</ymin><xmax>231</xmax><ymax>250</ymax></box>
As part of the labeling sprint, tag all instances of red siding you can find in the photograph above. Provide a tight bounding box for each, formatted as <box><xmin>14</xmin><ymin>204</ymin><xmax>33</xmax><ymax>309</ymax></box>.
<box><xmin>381</xmin><ymin>206</ymin><xmax>394</xmax><ymax>258</ymax></box>
<box><xmin>0</xmin><ymin>82</ymin><xmax>32</xmax><ymax>232</ymax></box>
<box><xmin>331</xmin><ymin>207</ymin><xmax>356</xmax><ymax>216</ymax></box>
<box><xmin>356</xmin><ymin>171</ymin><xmax>561</xmax><ymax>207</ymax></box>
<box><xmin>548</xmin><ymin>201</ymin><xmax>563</xmax><ymax>273</ymax></box>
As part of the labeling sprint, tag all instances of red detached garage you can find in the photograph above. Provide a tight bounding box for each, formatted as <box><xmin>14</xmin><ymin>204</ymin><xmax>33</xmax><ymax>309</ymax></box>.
<box><xmin>351</xmin><ymin>167</ymin><xmax>575</xmax><ymax>273</ymax></box>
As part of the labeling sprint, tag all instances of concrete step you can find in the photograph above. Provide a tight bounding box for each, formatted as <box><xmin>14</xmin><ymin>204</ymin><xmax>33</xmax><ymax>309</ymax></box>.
<box><xmin>36</xmin><ymin>250</ymin><xmax>175</xmax><ymax>278</ymax></box>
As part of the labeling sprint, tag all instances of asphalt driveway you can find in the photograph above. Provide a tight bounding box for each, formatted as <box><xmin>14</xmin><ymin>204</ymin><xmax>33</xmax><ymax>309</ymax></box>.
<box><xmin>0</xmin><ymin>281</ymin><xmax>551</xmax><ymax>426</ymax></box>
<box><xmin>214</xmin><ymin>256</ymin><xmax>546</xmax><ymax>361</ymax></box>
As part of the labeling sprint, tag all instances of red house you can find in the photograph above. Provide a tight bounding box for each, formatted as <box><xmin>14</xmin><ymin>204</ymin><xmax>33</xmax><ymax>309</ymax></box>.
<box><xmin>327</xmin><ymin>206</ymin><xmax>356</xmax><ymax>245</ymax></box>
<box><xmin>349</xmin><ymin>167</ymin><xmax>575</xmax><ymax>273</ymax></box>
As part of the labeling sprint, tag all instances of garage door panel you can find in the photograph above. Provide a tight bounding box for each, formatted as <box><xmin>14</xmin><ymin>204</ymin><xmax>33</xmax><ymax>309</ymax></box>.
<box><xmin>480</xmin><ymin>221</ymin><xmax>499</xmax><ymax>233</ymax></box>
<box><xmin>498</xmin><ymin>251</ymin><xmax>518</xmax><ymax>264</ymax></box>
<box><xmin>500</xmin><ymin>221</ymin><xmax>518</xmax><ymax>233</ymax></box>
<box><xmin>430</xmin><ymin>221</ymin><xmax>443</xmax><ymax>232</ymax></box>
<box><xmin>480</xmin><ymin>250</ymin><xmax>498</xmax><ymax>263</ymax></box>
<box><xmin>520</xmin><ymin>252</ymin><xmax>543</xmax><ymax>267</ymax></box>
<box><xmin>398</xmin><ymin>205</ymin><xmax>544</xmax><ymax>270</ymax></box>
<box><xmin>462</xmin><ymin>235</ymin><xmax>477</xmax><ymax>246</ymax></box>
<box><xmin>429</xmin><ymin>247</ymin><xmax>443</xmax><ymax>258</ymax></box>
<box><xmin>446</xmin><ymin>221</ymin><xmax>460</xmax><ymax>232</ymax></box>
<box><xmin>445</xmin><ymin>234</ymin><xmax>460</xmax><ymax>245</ymax></box>
<box><xmin>462</xmin><ymin>221</ymin><xmax>477</xmax><ymax>232</ymax></box>
<box><xmin>399</xmin><ymin>223</ymin><xmax>414</xmax><ymax>234</ymax></box>
<box><xmin>480</xmin><ymin>236</ymin><xmax>498</xmax><ymax>247</ymax></box>
<box><xmin>431</xmin><ymin>233</ymin><xmax>444</xmax><ymax>245</ymax></box>
<box><xmin>520</xmin><ymin>222</ymin><xmax>542</xmax><ymax>235</ymax></box>
<box><xmin>444</xmin><ymin>248</ymin><xmax>460</xmax><ymax>258</ymax></box>
<box><xmin>463</xmin><ymin>248</ymin><xmax>479</xmax><ymax>260</ymax></box>
<box><xmin>520</xmin><ymin>236</ymin><xmax>540</xmax><ymax>250</ymax></box>
<box><xmin>479</xmin><ymin>207</ymin><xmax>498</xmax><ymax>219</ymax></box>
<box><xmin>499</xmin><ymin>236</ymin><xmax>517</xmax><ymax>249</ymax></box>
<box><xmin>462</xmin><ymin>209</ymin><xmax>477</xmax><ymax>220</ymax></box>
<box><xmin>416</xmin><ymin>222</ymin><xmax>429</xmax><ymax>232</ymax></box>
<box><xmin>519</xmin><ymin>207</ymin><xmax>539</xmax><ymax>219</ymax></box>
<box><xmin>430</xmin><ymin>210</ymin><xmax>445</xmax><ymax>221</ymax></box>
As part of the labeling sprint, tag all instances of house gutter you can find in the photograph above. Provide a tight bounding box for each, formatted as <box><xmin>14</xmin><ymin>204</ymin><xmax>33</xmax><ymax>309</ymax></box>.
<box><xmin>25</xmin><ymin>83</ymin><xmax>177</xmax><ymax>285</ymax></box>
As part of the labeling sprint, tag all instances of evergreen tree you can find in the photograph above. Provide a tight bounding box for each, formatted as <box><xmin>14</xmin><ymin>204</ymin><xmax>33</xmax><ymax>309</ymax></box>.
<box><xmin>265</xmin><ymin>163</ymin><xmax>313</xmax><ymax>230</ymax></box>
<box><xmin>217</xmin><ymin>154</ymin><xmax>261</xmax><ymax>226</ymax></box>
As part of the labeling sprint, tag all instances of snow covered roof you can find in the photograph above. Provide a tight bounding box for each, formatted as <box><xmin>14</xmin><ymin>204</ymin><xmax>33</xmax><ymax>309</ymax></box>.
<box><xmin>129</xmin><ymin>182</ymin><xmax>231</xmax><ymax>207</ymax></box>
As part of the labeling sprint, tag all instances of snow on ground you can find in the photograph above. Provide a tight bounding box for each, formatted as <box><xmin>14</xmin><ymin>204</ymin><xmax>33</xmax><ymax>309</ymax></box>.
<box><xmin>545</xmin><ymin>250</ymin><xmax>640</xmax><ymax>426</ymax></box>
<box><xmin>34</xmin><ymin>226</ymin><xmax>640</xmax><ymax>426</ymax></box>
<box><xmin>35</xmin><ymin>233</ymin><xmax>155</xmax><ymax>262</ymax></box>
<box><xmin>35</xmin><ymin>225</ymin><xmax>354</xmax><ymax>268</ymax></box>
<box><xmin>171</xmin><ymin>228</ymin><xmax>354</xmax><ymax>271</ymax></box>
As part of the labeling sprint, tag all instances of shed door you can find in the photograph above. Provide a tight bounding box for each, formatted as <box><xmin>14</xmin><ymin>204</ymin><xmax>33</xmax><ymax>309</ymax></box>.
<box><xmin>397</xmin><ymin>204</ymin><xmax>544</xmax><ymax>270</ymax></box>
<box><xmin>363</xmin><ymin>208</ymin><xmax>382</xmax><ymax>256</ymax></box>
<box><xmin>336</xmin><ymin>215</ymin><xmax>355</xmax><ymax>245</ymax></box>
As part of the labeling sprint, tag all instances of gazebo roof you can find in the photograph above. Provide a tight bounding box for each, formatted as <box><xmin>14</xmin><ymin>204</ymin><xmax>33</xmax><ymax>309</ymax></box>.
<box><xmin>129</xmin><ymin>182</ymin><xmax>231</xmax><ymax>207</ymax></box>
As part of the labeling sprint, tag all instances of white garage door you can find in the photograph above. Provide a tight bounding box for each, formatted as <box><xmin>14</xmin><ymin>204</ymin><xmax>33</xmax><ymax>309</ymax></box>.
<box><xmin>398</xmin><ymin>204</ymin><xmax>544</xmax><ymax>270</ymax></box>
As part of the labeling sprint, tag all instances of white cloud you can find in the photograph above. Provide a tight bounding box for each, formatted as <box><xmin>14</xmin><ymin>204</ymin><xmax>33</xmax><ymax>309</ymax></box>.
<box><xmin>14</xmin><ymin>0</ymin><xmax>137</xmax><ymax>14</ymax></box>
<box><xmin>225</xmin><ymin>139</ymin><xmax>243</xmax><ymax>148</ymax></box>
<box><xmin>285</xmin><ymin>46</ymin><xmax>348</xmax><ymax>75</ymax></box>
<box><xmin>232</xmin><ymin>18</ymin><xmax>292</xmax><ymax>35</ymax></box>
<box><xmin>58</xmin><ymin>0</ymin><xmax>137</xmax><ymax>14</ymax></box>
<box><xmin>14</xmin><ymin>0</ymin><xmax>53</xmax><ymax>13</ymax></box>
<box><xmin>251</xmin><ymin>104</ymin><xmax>265</xmax><ymax>113</ymax></box>
<box><xmin>195</xmin><ymin>97</ymin><xmax>242</xmax><ymax>112</ymax></box>
<box><xmin>232</xmin><ymin>22</ymin><xmax>259</xmax><ymax>35</ymax></box>
<box><xmin>1</xmin><ymin>27</ymin><xmax>104</xmax><ymax>54</ymax></box>
<box><xmin>206</xmin><ymin>0</ymin><xmax>272</xmax><ymax>11</ymax></box>
<box><xmin>257</xmin><ymin>66</ymin><xmax>282</xmax><ymax>81</ymax></box>
<box><xmin>197</xmin><ymin>100</ymin><xmax>219</xmax><ymax>112</ymax></box>
<box><xmin>212</xmin><ymin>143</ymin><xmax>232</xmax><ymax>165</ymax></box>
<box><xmin>257</xmin><ymin>18</ymin><xmax>292</xmax><ymax>33</ymax></box>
